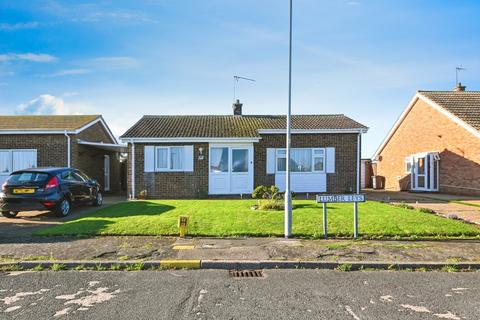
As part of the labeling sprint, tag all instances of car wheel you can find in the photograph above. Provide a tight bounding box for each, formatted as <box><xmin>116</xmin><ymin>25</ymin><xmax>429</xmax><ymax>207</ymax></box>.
<box><xmin>54</xmin><ymin>198</ymin><xmax>71</xmax><ymax>217</ymax></box>
<box><xmin>1</xmin><ymin>211</ymin><xmax>19</xmax><ymax>218</ymax></box>
<box><xmin>92</xmin><ymin>192</ymin><xmax>103</xmax><ymax>207</ymax></box>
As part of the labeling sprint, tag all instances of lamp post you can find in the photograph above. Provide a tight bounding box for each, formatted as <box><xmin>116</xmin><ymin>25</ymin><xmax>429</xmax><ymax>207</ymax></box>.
<box><xmin>285</xmin><ymin>0</ymin><xmax>293</xmax><ymax>238</ymax></box>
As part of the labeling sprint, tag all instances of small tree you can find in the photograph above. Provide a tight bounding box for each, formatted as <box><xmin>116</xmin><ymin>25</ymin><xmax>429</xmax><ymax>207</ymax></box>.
<box><xmin>252</xmin><ymin>185</ymin><xmax>283</xmax><ymax>210</ymax></box>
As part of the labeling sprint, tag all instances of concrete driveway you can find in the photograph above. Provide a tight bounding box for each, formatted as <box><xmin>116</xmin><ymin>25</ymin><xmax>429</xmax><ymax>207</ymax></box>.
<box><xmin>365</xmin><ymin>190</ymin><xmax>480</xmax><ymax>225</ymax></box>
<box><xmin>0</xmin><ymin>196</ymin><xmax>125</xmax><ymax>239</ymax></box>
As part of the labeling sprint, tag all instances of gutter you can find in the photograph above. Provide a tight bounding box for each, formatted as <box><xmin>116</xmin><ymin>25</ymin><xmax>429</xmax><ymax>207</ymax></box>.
<box><xmin>64</xmin><ymin>130</ymin><xmax>71</xmax><ymax>167</ymax></box>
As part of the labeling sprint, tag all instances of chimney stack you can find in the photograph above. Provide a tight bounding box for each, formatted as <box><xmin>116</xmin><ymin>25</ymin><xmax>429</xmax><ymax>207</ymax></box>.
<box><xmin>453</xmin><ymin>82</ymin><xmax>466</xmax><ymax>92</ymax></box>
<box><xmin>233</xmin><ymin>99</ymin><xmax>243</xmax><ymax>115</ymax></box>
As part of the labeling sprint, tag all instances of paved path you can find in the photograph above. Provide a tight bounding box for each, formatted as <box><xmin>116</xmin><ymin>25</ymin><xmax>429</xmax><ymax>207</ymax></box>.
<box><xmin>0</xmin><ymin>196</ymin><xmax>126</xmax><ymax>238</ymax></box>
<box><xmin>2</xmin><ymin>236</ymin><xmax>480</xmax><ymax>263</ymax></box>
<box><xmin>0</xmin><ymin>270</ymin><xmax>479</xmax><ymax>319</ymax></box>
<box><xmin>365</xmin><ymin>190</ymin><xmax>480</xmax><ymax>224</ymax></box>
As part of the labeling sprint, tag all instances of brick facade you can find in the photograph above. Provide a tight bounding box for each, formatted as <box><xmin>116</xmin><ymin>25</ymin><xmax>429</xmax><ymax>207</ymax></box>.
<box><xmin>375</xmin><ymin>98</ymin><xmax>480</xmax><ymax>195</ymax></box>
<box><xmin>127</xmin><ymin>133</ymin><xmax>359</xmax><ymax>199</ymax></box>
<box><xmin>0</xmin><ymin>121</ymin><xmax>123</xmax><ymax>194</ymax></box>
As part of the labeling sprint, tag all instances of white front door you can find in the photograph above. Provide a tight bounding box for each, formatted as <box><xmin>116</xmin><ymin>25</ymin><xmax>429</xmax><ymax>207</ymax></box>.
<box><xmin>209</xmin><ymin>145</ymin><xmax>253</xmax><ymax>195</ymax></box>
<box><xmin>410</xmin><ymin>153</ymin><xmax>439</xmax><ymax>192</ymax></box>
<box><xmin>104</xmin><ymin>155</ymin><xmax>110</xmax><ymax>191</ymax></box>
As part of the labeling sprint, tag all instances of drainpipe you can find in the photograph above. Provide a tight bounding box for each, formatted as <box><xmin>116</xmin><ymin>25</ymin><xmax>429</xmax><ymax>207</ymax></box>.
<box><xmin>131</xmin><ymin>140</ymin><xmax>135</xmax><ymax>199</ymax></box>
<box><xmin>64</xmin><ymin>130</ymin><xmax>71</xmax><ymax>167</ymax></box>
<box><xmin>353</xmin><ymin>131</ymin><xmax>362</xmax><ymax>239</ymax></box>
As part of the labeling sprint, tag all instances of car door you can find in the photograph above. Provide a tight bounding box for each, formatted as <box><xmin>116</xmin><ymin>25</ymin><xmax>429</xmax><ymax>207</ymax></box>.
<box><xmin>60</xmin><ymin>170</ymin><xmax>85</xmax><ymax>202</ymax></box>
<box><xmin>74</xmin><ymin>170</ymin><xmax>95</xmax><ymax>201</ymax></box>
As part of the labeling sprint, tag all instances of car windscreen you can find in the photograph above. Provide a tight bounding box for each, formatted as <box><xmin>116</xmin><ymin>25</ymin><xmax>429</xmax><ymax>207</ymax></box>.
<box><xmin>8</xmin><ymin>172</ymin><xmax>50</xmax><ymax>184</ymax></box>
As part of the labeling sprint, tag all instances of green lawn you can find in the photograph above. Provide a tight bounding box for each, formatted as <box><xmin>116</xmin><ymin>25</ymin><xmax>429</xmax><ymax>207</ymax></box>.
<box><xmin>36</xmin><ymin>200</ymin><xmax>480</xmax><ymax>239</ymax></box>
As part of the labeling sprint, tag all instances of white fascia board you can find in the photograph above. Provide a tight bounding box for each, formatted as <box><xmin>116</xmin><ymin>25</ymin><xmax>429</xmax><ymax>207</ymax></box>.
<box><xmin>77</xmin><ymin>139</ymin><xmax>127</xmax><ymax>150</ymax></box>
<box><xmin>418</xmin><ymin>94</ymin><xmax>480</xmax><ymax>140</ymax></box>
<box><xmin>257</xmin><ymin>128</ymin><xmax>368</xmax><ymax>134</ymax></box>
<box><xmin>372</xmin><ymin>92</ymin><xmax>480</xmax><ymax>161</ymax></box>
<box><xmin>0</xmin><ymin>130</ymin><xmax>75</xmax><ymax>135</ymax></box>
<box><xmin>120</xmin><ymin>137</ymin><xmax>261</xmax><ymax>143</ymax></box>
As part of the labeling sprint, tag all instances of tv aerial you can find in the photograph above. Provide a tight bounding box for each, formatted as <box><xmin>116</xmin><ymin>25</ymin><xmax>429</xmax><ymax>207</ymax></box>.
<box><xmin>233</xmin><ymin>75</ymin><xmax>256</xmax><ymax>102</ymax></box>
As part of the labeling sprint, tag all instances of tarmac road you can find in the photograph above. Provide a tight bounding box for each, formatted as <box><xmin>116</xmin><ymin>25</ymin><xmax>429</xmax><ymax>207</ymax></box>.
<box><xmin>0</xmin><ymin>269</ymin><xmax>479</xmax><ymax>320</ymax></box>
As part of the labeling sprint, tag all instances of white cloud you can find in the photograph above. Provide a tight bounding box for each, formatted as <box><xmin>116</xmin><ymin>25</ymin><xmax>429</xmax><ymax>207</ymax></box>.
<box><xmin>0</xmin><ymin>53</ymin><xmax>57</xmax><ymax>63</ymax></box>
<box><xmin>0</xmin><ymin>22</ymin><xmax>40</xmax><ymax>31</ymax></box>
<box><xmin>15</xmin><ymin>94</ymin><xmax>71</xmax><ymax>115</ymax></box>
<box><xmin>48</xmin><ymin>68</ymin><xmax>92</xmax><ymax>77</ymax></box>
<box><xmin>88</xmin><ymin>56</ymin><xmax>140</xmax><ymax>69</ymax></box>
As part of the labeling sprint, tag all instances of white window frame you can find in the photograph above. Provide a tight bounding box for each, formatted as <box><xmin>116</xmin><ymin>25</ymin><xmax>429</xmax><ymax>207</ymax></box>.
<box><xmin>405</xmin><ymin>156</ymin><xmax>413</xmax><ymax>174</ymax></box>
<box><xmin>275</xmin><ymin>148</ymin><xmax>326</xmax><ymax>174</ymax></box>
<box><xmin>154</xmin><ymin>146</ymin><xmax>185</xmax><ymax>172</ymax></box>
<box><xmin>0</xmin><ymin>149</ymin><xmax>37</xmax><ymax>176</ymax></box>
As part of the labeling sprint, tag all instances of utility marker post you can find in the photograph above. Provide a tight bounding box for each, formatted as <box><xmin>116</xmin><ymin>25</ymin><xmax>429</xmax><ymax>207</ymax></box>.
<box><xmin>284</xmin><ymin>0</ymin><xmax>293</xmax><ymax>238</ymax></box>
<box><xmin>322</xmin><ymin>203</ymin><xmax>327</xmax><ymax>239</ymax></box>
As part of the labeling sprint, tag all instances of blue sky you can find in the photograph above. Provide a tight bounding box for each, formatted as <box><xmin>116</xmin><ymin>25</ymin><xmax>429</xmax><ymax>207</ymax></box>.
<box><xmin>1</xmin><ymin>0</ymin><xmax>479</xmax><ymax>156</ymax></box>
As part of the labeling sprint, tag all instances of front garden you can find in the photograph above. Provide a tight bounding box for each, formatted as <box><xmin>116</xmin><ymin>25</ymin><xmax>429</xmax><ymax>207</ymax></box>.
<box><xmin>37</xmin><ymin>199</ymin><xmax>480</xmax><ymax>239</ymax></box>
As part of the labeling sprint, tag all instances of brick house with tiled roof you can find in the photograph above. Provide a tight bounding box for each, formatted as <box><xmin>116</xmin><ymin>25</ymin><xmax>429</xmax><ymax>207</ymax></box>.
<box><xmin>121</xmin><ymin>100</ymin><xmax>368</xmax><ymax>198</ymax></box>
<box><xmin>0</xmin><ymin>115</ymin><xmax>126</xmax><ymax>193</ymax></box>
<box><xmin>373</xmin><ymin>84</ymin><xmax>480</xmax><ymax>195</ymax></box>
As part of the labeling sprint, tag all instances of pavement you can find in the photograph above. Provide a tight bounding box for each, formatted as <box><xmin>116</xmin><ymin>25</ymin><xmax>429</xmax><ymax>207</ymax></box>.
<box><xmin>1</xmin><ymin>269</ymin><xmax>479</xmax><ymax>319</ymax></box>
<box><xmin>1</xmin><ymin>236</ymin><xmax>480</xmax><ymax>265</ymax></box>
<box><xmin>365</xmin><ymin>190</ymin><xmax>480</xmax><ymax>224</ymax></box>
<box><xmin>0</xmin><ymin>195</ymin><xmax>126</xmax><ymax>238</ymax></box>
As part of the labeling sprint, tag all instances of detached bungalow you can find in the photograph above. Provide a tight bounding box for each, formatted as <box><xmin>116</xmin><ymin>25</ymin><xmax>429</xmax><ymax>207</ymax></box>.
<box><xmin>0</xmin><ymin>115</ymin><xmax>126</xmax><ymax>193</ymax></box>
<box><xmin>373</xmin><ymin>84</ymin><xmax>480</xmax><ymax>195</ymax></box>
<box><xmin>121</xmin><ymin>101</ymin><xmax>368</xmax><ymax>198</ymax></box>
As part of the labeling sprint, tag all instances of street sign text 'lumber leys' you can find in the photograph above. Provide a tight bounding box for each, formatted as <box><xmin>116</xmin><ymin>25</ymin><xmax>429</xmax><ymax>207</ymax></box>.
<box><xmin>316</xmin><ymin>194</ymin><xmax>366</xmax><ymax>239</ymax></box>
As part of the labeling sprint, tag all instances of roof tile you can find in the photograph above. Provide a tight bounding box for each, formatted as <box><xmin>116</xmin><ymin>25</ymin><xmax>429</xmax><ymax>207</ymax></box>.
<box><xmin>121</xmin><ymin>114</ymin><xmax>367</xmax><ymax>138</ymax></box>
<box><xmin>0</xmin><ymin>115</ymin><xmax>101</xmax><ymax>131</ymax></box>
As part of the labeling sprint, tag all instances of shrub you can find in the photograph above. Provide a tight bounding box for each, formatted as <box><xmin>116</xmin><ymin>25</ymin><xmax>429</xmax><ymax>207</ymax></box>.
<box><xmin>252</xmin><ymin>185</ymin><xmax>281</xmax><ymax>200</ymax></box>
<box><xmin>258</xmin><ymin>199</ymin><xmax>284</xmax><ymax>211</ymax></box>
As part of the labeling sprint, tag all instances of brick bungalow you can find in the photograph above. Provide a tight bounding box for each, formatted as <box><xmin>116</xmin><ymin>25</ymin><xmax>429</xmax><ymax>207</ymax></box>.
<box><xmin>372</xmin><ymin>84</ymin><xmax>480</xmax><ymax>195</ymax></box>
<box><xmin>120</xmin><ymin>100</ymin><xmax>368</xmax><ymax>199</ymax></box>
<box><xmin>0</xmin><ymin>115</ymin><xmax>126</xmax><ymax>193</ymax></box>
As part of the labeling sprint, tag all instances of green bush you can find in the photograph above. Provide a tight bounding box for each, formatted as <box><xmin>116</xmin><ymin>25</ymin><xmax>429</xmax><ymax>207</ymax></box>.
<box><xmin>252</xmin><ymin>185</ymin><xmax>281</xmax><ymax>200</ymax></box>
<box><xmin>258</xmin><ymin>199</ymin><xmax>284</xmax><ymax>211</ymax></box>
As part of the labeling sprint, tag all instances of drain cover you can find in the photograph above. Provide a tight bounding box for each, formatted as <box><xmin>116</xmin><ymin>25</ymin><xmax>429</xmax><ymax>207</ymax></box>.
<box><xmin>229</xmin><ymin>270</ymin><xmax>264</xmax><ymax>278</ymax></box>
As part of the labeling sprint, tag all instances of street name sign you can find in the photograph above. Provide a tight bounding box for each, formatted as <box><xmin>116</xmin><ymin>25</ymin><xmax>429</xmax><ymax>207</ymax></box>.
<box><xmin>316</xmin><ymin>194</ymin><xmax>366</xmax><ymax>239</ymax></box>
<box><xmin>316</xmin><ymin>194</ymin><xmax>365</xmax><ymax>203</ymax></box>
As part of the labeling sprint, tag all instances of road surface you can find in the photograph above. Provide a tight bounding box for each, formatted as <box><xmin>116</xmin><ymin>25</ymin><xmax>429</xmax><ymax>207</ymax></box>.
<box><xmin>1</xmin><ymin>270</ymin><xmax>479</xmax><ymax>319</ymax></box>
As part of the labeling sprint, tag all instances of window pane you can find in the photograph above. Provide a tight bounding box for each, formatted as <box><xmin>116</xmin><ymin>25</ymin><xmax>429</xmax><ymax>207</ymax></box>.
<box><xmin>0</xmin><ymin>151</ymin><xmax>10</xmax><ymax>174</ymax></box>
<box><xmin>314</xmin><ymin>157</ymin><xmax>324</xmax><ymax>171</ymax></box>
<box><xmin>277</xmin><ymin>157</ymin><xmax>286</xmax><ymax>172</ymax></box>
<box><xmin>277</xmin><ymin>149</ymin><xmax>286</xmax><ymax>155</ymax></box>
<box><xmin>313</xmin><ymin>149</ymin><xmax>324</xmax><ymax>155</ymax></box>
<box><xmin>170</xmin><ymin>147</ymin><xmax>184</xmax><ymax>170</ymax></box>
<box><xmin>8</xmin><ymin>172</ymin><xmax>49</xmax><ymax>183</ymax></box>
<box><xmin>290</xmin><ymin>149</ymin><xmax>312</xmax><ymax>172</ymax></box>
<box><xmin>156</xmin><ymin>148</ymin><xmax>168</xmax><ymax>169</ymax></box>
<box><xmin>232</xmin><ymin>149</ymin><xmax>248</xmax><ymax>172</ymax></box>
<box><xmin>210</xmin><ymin>148</ymin><xmax>229</xmax><ymax>172</ymax></box>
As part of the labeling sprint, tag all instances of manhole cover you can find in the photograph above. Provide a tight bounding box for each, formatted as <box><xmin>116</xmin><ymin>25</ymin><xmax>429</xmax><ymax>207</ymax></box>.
<box><xmin>229</xmin><ymin>270</ymin><xmax>264</xmax><ymax>278</ymax></box>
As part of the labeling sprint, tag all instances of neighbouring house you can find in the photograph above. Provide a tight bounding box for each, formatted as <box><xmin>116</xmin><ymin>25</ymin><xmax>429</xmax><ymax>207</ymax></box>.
<box><xmin>0</xmin><ymin>115</ymin><xmax>126</xmax><ymax>193</ymax></box>
<box><xmin>120</xmin><ymin>100</ymin><xmax>368</xmax><ymax>199</ymax></box>
<box><xmin>372</xmin><ymin>84</ymin><xmax>480</xmax><ymax>195</ymax></box>
<box><xmin>360</xmin><ymin>159</ymin><xmax>373</xmax><ymax>189</ymax></box>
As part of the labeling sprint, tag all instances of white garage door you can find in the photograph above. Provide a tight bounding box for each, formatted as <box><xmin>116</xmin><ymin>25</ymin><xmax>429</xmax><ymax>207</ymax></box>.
<box><xmin>0</xmin><ymin>149</ymin><xmax>37</xmax><ymax>185</ymax></box>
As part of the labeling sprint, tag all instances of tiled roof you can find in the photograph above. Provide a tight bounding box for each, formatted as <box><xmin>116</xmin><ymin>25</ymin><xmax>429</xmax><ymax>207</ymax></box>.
<box><xmin>419</xmin><ymin>91</ymin><xmax>480</xmax><ymax>130</ymax></box>
<box><xmin>121</xmin><ymin>114</ymin><xmax>368</xmax><ymax>138</ymax></box>
<box><xmin>0</xmin><ymin>115</ymin><xmax>101</xmax><ymax>131</ymax></box>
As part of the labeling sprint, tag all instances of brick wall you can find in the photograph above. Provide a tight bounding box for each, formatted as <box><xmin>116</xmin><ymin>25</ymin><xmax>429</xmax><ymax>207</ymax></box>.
<box><xmin>376</xmin><ymin>98</ymin><xmax>480</xmax><ymax>195</ymax></box>
<box><xmin>127</xmin><ymin>133</ymin><xmax>359</xmax><ymax>199</ymax></box>
<box><xmin>128</xmin><ymin>142</ymin><xmax>209</xmax><ymax>199</ymax></box>
<box><xmin>255</xmin><ymin>134</ymin><xmax>359</xmax><ymax>193</ymax></box>
<box><xmin>0</xmin><ymin>134</ymin><xmax>68</xmax><ymax>167</ymax></box>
